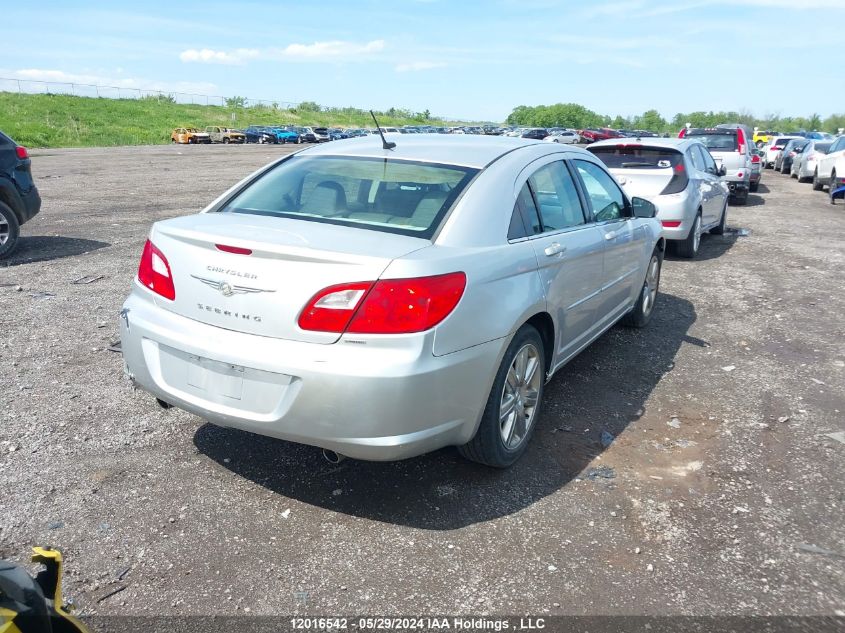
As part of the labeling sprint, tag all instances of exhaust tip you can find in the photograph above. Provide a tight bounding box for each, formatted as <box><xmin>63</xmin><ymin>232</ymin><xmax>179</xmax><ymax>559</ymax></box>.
<box><xmin>322</xmin><ymin>449</ymin><xmax>346</xmax><ymax>464</ymax></box>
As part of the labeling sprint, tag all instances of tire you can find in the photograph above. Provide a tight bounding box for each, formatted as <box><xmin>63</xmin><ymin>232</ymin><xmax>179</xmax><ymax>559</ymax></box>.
<box><xmin>675</xmin><ymin>212</ymin><xmax>701</xmax><ymax>258</ymax></box>
<box><xmin>621</xmin><ymin>249</ymin><xmax>662</xmax><ymax>328</ymax></box>
<box><xmin>223</xmin><ymin>137</ymin><xmax>230</xmax><ymax>144</ymax></box>
<box><xmin>296</xmin><ymin>137</ymin><xmax>302</xmax><ymax>144</ymax></box>
<box><xmin>258</xmin><ymin>137</ymin><xmax>265</xmax><ymax>145</ymax></box>
<box><xmin>731</xmin><ymin>191</ymin><xmax>748</xmax><ymax>206</ymax></box>
<box><xmin>749</xmin><ymin>181</ymin><xmax>759</xmax><ymax>193</ymax></box>
<box><xmin>780</xmin><ymin>161</ymin><xmax>790</xmax><ymax>175</ymax></box>
<box><xmin>830</xmin><ymin>170</ymin><xmax>837</xmax><ymax>205</ymax></box>
<box><xmin>0</xmin><ymin>201</ymin><xmax>21</xmax><ymax>259</ymax></box>
<box><xmin>710</xmin><ymin>200</ymin><xmax>728</xmax><ymax>235</ymax></box>
<box><xmin>813</xmin><ymin>169</ymin><xmax>823</xmax><ymax>191</ymax></box>
<box><xmin>458</xmin><ymin>325</ymin><xmax>545</xmax><ymax>468</ymax></box>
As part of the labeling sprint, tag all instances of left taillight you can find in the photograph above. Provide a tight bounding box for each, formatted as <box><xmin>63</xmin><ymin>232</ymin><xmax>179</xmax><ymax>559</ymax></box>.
<box><xmin>137</xmin><ymin>239</ymin><xmax>176</xmax><ymax>300</ymax></box>
<box><xmin>298</xmin><ymin>272</ymin><xmax>467</xmax><ymax>334</ymax></box>
<box><xmin>15</xmin><ymin>146</ymin><xmax>28</xmax><ymax>160</ymax></box>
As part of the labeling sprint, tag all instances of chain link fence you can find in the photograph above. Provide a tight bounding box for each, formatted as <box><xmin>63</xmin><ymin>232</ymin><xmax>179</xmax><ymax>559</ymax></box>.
<box><xmin>0</xmin><ymin>77</ymin><xmax>300</xmax><ymax>110</ymax></box>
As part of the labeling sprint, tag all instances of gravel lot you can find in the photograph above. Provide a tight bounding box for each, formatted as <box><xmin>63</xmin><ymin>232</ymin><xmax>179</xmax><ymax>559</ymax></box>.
<box><xmin>0</xmin><ymin>144</ymin><xmax>843</xmax><ymax>618</ymax></box>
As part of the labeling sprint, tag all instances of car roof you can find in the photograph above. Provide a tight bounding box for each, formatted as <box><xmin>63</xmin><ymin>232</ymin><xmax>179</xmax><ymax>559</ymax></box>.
<box><xmin>295</xmin><ymin>134</ymin><xmax>564</xmax><ymax>168</ymax></box>
<box><xmin>588</xmin><ymin>137</ymin><xmax>693</xmax><ymax>150</ymax></box>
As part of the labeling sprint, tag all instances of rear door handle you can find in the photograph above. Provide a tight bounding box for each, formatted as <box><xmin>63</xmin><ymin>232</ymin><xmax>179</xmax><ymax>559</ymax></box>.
<box><xmin>544</xmin><ymin>243</ymin><xmax>566</xmax><ymax>257</ymax></box>
<box><xmin>604</xmin><ymin>231</ymin><xmax>617</xmax><ymax>240</ymax></box>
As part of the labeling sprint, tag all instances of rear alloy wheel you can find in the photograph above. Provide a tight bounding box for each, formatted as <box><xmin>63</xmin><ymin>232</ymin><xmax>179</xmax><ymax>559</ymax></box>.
<box><xmin>710</xmin><ymin>201</ymin><xmax>728</xmax><ymax>235</ymax></box>
<box><xmin>813</xmin><ymin>169</ymin><xmax>823</xmax><ymax>191</ymax></box>
<box><xmin>458</xmin><ymin>325</ymin><xmax>545</xmax><ymax>468</ymax></box>
<box><xmin>675</xmin><ymin>213</ymin><xmax>701</xmax><ymax>258</ymax></box>
<box><xmin>0</xmin><ymin>201</ymin><xmax>21</xmax><ymax>259</ymax></box>
<box><xmin>622</xmin><ymin>250</ymin><xmax>661</xmax><ymax>328</ymax></box>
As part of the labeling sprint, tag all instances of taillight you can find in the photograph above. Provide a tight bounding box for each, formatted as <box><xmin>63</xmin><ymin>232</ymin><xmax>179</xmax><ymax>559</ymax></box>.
<box><xmin>678</xmin><ymin>128</ymin><xmax>687</xmax><ymax>138</ymax></box>
<box><xmin>736</xmin><ymin>128</ymin><xmax>746</xmax><ymax>155</ymax></box>
<box><xmin>15</xmin><ymin>146</ymin><xmax>28</xmax><ymax>160</ymax></box>
<box><xmin>661</xmin><ymin>220</ymin><xmax>681</xmax><ymax>228</ymax></box>
<box><xmin>751</xmin><ymin>154</ymin><xmax>761</xmax><ymax>163</ymax></box>
<box><xmin>660</xmin><ymin>163</ymin><xmax>689</xmax><ymax>195</ymax></box>
<box><xmin>737</xmin><ymin>172</ymin><xmax>743</xmax><ymax>178</ymax></box>
<box><xmin>298</xmin><ymin>272</ymin><xmax>466</xmax><ymax>334</ymax></box>
<box><xmin>137</xmin><ymin>239</ymin><xmax>176</xmax><ymax>300</ymax></box>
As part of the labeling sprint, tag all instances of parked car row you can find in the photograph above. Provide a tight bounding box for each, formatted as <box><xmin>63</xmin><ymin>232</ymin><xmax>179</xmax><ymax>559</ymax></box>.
<box><xmin>765</xmin><ymin>134</ymin><xmax>845</xmax><ymax>203</ymax></box>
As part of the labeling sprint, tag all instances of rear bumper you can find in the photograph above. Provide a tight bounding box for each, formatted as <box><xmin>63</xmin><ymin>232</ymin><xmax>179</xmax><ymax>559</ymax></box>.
<box><xmin>119</xmin><ymin>288</ymin><xmax>503</xmax><ymax>461</ymax></box>
<box><xmin>18</xmin><ymin>185</ymin><xmax>41</xmax><ymax>224</ymax></box>
<box><xmin>651</xmin><ymin>191</ymin><xmax>696</xmax><ymax>241</ymax></box>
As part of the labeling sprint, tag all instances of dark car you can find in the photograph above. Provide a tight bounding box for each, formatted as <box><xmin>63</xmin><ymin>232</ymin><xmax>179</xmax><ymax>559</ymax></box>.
<box><xmin>775</xmin><ymin>138</ymin><xmax>809</xmax><ymax>174</ymax></box>
<box><xmin>295</xmin><ymin>127</ymin><xmax>318</xmax><ymax>143</ymax></box>
<box><xmin>520</xmin><ymin>128</ymin><xmax>549</xmax><ymax>140</ymax></box>
<box><xmin>0</xmin><ymin>131</ymin><xmax>41</xmax><ymax>258</ymax></box>
<box><xmin>243</xmin><ymin>126</ymin><xmax>278</xmax><ymax>144</ymax></box>
<box><xmin>327</xmin><ymin>128</ymin><xmax>349</xmax><ymax>141</ymax></box>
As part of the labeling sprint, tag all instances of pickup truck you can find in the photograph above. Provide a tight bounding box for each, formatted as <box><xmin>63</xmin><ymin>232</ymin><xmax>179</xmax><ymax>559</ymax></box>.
<box><xmin>205</xmin><ymin>127</ymin><xmax>246</xmax><ymax>144</ymax></box>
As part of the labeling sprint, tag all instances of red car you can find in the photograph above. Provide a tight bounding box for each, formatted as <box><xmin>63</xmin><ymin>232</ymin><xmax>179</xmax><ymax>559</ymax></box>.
<box><xmin>579</xmin><ymin>127</ymin><xmax>624</xmax><ymax>143</ymax></box>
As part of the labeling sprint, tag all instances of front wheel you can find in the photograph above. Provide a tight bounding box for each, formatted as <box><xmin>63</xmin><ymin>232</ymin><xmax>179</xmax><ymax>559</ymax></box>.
<box><xmin>622</xmin><ymin>250</ymin><xmax>661</xmax><ymax>328</ymax></box>
<box><xmin>458</xmin><ymin>325</ymin><xmax>545</xmax><ymax>468</ymax></box>
<box><xmin>831</xmin><ymin>171</ymin><xmax>838</xmax><ymax>205</ymax></box>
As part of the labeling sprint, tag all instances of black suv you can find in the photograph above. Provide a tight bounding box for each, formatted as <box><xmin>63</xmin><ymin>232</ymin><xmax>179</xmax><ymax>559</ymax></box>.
<box><xmin>0</xmin><ymin>131</ymin><xmax>41</xmax><ymax>258</ymax></box>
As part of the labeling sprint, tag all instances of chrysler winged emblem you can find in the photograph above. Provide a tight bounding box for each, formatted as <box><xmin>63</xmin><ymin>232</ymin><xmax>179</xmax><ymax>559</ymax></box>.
<box><xmin>191</xmin><ymin>275</ymin><xmax>275</xmax><ymax>297</ymax></box>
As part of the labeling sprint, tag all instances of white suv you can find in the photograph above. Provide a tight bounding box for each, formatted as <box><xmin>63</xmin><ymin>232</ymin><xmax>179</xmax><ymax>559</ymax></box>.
<box><xmin>814</xmin><ymin>135</ymin><xmax>845</xmax><ymax>203</ymax></box>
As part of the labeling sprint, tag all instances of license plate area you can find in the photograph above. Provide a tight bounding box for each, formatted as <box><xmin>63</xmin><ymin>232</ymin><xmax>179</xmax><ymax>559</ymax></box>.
<box><xmin>186</xmin><ymin>354</ymin><xmax>244</xmax><ymax>401</ymax></box>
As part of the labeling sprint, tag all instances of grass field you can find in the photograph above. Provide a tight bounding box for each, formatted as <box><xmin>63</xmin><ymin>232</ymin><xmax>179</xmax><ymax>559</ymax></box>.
<box><xmin>0</xmin><ymin>92</ymin><xmax>451</xmax><ymax>148</ymax></box>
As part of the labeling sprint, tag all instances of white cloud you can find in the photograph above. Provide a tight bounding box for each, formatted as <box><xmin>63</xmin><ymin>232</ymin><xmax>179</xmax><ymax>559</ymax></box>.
<box><xmin>179</xmin><ymin>48</ymin><xmax>259</xmax><ymax>65</ymax></box>
<box><xmin>395</xmin><ymin>61</ymin><xmax>448</xmax><ymax>72</ymax></box>
<box><xmin>178</xmin><ymin>40</ymin><xmax>385</xmax><ymax>65</ymax></box>
<box><xmin>280</xmin><ymin>39</ymin><xmax>385</xmax><ymax>59</ymax></box>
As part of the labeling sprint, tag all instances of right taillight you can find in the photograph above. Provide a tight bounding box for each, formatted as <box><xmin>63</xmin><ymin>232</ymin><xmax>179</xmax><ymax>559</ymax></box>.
<box><xmin>660</xmin><ymin>163</ymin><xmax>689</xmax><ymax>195</ymax></box>
<box><xmin>137</xmin><ymin>239</ymin><xmax>176</xmax><ymax>300</ymax></box>
<box><xmin>298</xmin><ymin>272</ymin><xmax>466</xmax><ymax>335</ymax></box>
<box><xmin>15</xmin><ymin>146</ymin><xmax>29</xmax><ymax>160</ymax></box>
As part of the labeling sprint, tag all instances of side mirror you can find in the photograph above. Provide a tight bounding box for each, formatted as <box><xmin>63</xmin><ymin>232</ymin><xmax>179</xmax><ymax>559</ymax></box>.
<box><xmin>718</xmin><ymin>165</ymin><xmax>727</xmax><ymax>177</ymax></box>
<box><xmin>631</xmin><ymin>197</ymin><xmax>657</xmax><ymax>219</ymax></box>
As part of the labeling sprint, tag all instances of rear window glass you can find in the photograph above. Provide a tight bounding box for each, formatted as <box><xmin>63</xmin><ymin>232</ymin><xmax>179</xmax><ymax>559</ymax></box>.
<box><xmin>814</xmin><ymin>142</ymin><xmax>833</xmax><ymax>154</ymax></box>
<box><xmin>685</xmin><ymin>133</ymin><xmax>738</xmax><ymax>151</ymax></box>
<box><xmin>588</xmin><ymin>146</ymin><xmax>683</xmax><ymax>169</ymax></box>
<box><xmin>774</xmin><ymin>138</ymin><xmax>794</xmax><ymax>147</ymax></box>
<box><xmin>220</xmin><ymin>156</ymin><xmax>478</xmax><ymax>239</ymax></box>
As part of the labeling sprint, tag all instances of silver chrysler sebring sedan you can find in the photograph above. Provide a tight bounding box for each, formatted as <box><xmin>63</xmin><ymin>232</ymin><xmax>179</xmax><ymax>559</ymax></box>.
<box><xmin>120</xmin><ymin>135</ymin><xmax>665</xmax><ymax>467</ymax></box>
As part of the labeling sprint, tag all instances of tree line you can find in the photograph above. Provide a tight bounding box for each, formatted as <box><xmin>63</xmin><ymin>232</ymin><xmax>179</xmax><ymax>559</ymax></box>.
<box><xmin>506</xmin><ymin>103</ymin><xmax>845</xmax><ymax>134</ymax></box>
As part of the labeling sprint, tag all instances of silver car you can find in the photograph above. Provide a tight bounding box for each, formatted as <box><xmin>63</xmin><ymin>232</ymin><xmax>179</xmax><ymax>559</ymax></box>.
<box><xmin>588</xmin><ymin>138</ymin><xmax>729</xmax><ymax>258</ymax></box>
<box><xmin>120</xmin><ymin>136</ymin><xmax>664</xmax><ymax>467</ymax></box>
<box><xmin>791</xmin><ymin>140</ymin><xmax>832</xmax><ymax>182</ymax></box>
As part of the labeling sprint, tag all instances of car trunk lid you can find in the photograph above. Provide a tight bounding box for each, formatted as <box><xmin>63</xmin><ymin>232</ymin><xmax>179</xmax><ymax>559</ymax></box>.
<box><xmin>148</xmin><ymin>213</ymin><xmax>428</xmax><ymax>344</ymax></box>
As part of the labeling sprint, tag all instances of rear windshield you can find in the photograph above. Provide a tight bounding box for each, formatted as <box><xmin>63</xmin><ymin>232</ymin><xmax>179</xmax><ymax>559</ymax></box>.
<box><xmin>773</xmin><ymin>138</ymin><xmax>795</xmax><ymax>147</ymax></box>
<box><xmin>814</xmin><ymin>142</ymin><xmax>833</xmax><ymax>154</ymax></box>
<box><xmin>220</xmin><ymin>156</ymin><xmax>478</xmax><ymax>239</ymax></box>
<box><xmin>685</xmin><ymin>132</ymin><xmax>737</xmax><ymax>151</ymax></box>
<box><xmin>588</xmin><ymin>146</ymin><xmax>684</xmax><ymax>169</ymax></box>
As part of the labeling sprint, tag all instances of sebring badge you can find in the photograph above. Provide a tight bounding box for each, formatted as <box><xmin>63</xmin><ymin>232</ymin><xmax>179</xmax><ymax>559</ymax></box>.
<box><xmin>191</xmin><ymin>275</ymin><xmax>275</xmax><ymax>297</ymax></box>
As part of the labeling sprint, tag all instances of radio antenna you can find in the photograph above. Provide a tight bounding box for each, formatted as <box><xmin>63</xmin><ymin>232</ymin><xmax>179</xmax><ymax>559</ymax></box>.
<box><xmin>370</xmin><ymin>110</ymin><xmax>396</xmax><ymax>150</ymax></box>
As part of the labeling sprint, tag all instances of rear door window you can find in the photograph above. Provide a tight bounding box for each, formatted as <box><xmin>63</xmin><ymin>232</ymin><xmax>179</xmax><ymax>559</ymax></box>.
<box><xmin>527</xmin><ymin>161</ymin><xmax>586</xmax><ymax>232</ymax></box>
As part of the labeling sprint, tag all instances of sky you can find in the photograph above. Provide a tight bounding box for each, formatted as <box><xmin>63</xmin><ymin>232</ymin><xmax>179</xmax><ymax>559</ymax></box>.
<box><xmin>3</xmin><ymin>0</ymin><xmax>844</xmax><ymax>122</ymax></box>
